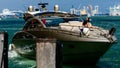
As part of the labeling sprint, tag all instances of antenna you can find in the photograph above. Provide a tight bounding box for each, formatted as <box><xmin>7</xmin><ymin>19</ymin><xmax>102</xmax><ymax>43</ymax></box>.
<box><xmin>38</xmin><ymin>0</ymin><xmax>48</xmax><ymax>11</ymax></box>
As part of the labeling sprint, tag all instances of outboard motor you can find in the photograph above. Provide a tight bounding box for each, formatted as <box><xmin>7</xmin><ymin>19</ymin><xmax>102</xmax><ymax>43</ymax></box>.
<box><xmin>38</xmin><ymin>3</ymin><xmax>48</xmax><ymax>11</ymax></box>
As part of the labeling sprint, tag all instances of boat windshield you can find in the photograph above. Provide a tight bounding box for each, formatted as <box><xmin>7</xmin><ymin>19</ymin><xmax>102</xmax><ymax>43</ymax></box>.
<box><xmin>33</xmin><ymin>12</ymin><xmax>82</xmax><ymax>27</ymax></box>
<box><xmin>43</xmin><ymin>16</ymin><xmax>83</xmax><ymax>27</ymax></box>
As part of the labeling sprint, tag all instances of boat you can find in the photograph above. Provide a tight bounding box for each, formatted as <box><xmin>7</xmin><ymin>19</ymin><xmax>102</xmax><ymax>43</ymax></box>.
<box><xmin>109</xmin><ymin>4</ymin><xmax>120</xmax><ymax>16</ymax></box>
<box><xmin>10</xmin><ymin>2</ymin><xmax>117</xmax><ymax>65</ymax></box>
<box><xmin>87</xmin><ymin>4</ymin><xmax>120</xmax><ymax>21</ymax></box>
<box><xmin>70</xmin><ymin>5</ymin><xmax>100</xmax><ymax>16</ymax></box>
<box><xmin>0</xmin><ymin>9</ymin><xmax>24</xmax><ymax>20</ymax></box>
<box><xmin>11</xmin><ymin>13</ymin><xmax>117</xmax><ymax>65</ymax></box>
<box><xmin>70</xmin><ymin>4</ymin><xmax>120</xmax><ymax>22</ymax></box>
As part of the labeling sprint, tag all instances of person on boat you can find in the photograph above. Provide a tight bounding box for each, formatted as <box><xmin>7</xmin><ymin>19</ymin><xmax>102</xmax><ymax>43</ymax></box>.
<box><xmin>41</xmin><ymin>16</ymin><xmax>46</xmax><ymax>24</ymax></box>
<box><xmin>83</xmin><ymin>17</ymin><xmax>96</xmax><ymax>28</ymax></box>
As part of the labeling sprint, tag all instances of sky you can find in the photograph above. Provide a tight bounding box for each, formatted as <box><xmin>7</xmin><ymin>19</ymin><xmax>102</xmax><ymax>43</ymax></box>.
<box><xmin>0</xmin><ymin>0</ymin><xmax>119</xmax><ymax>13</ymax></box>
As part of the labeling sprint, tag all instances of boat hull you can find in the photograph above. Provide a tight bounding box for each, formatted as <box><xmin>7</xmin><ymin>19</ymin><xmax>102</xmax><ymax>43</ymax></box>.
<box><xmin>61</xmin><ymin>41</ymin><xmax>111</xmax><ymax>65</ymax></box>
<box><xmin>12</xmin><ymin>34</ymin><xmax>112</xmax><ymax>65</ymax></box>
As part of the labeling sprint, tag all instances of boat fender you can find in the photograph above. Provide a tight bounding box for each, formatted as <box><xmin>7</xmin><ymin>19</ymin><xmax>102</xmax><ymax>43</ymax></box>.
<box><xmin>9</xmin><ymin>44</ymin><xmax>16</xmax><ymax>51</ymax></box>
<box><xmin>109</xmin><ymin>27</ymin><xmax>116</xmax><ymax>36</ymax></box>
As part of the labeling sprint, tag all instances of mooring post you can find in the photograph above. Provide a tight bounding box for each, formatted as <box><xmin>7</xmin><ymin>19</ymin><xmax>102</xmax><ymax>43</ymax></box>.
<box><xmin>36</xmin><ymin>38</ymin><xmax>62</xmax><ymax>68</ymax></box>
<box><xmin>0</xmin><ymin>32</ymin><xmax>8</xmax><ymax>68</ymax></box>
<box><xmin>0</xmin><ymin>33</ymin><xmax>4</xmax><ymax>68</ymax></box>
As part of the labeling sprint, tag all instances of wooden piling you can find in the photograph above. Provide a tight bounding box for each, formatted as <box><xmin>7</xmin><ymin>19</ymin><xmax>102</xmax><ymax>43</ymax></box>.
<box><xmin>0</xmin><ymin>32</ymin><xmax>8</xmax><ymax>68</ymax></box>
<box><xmin>36</xmin><ymin>38</ymin><xmax>57</xmax><ymax>68</ymax></box>
<box><xmin>0</xmin><ymin>33</ymin><xmax>4</xmax><ymax>68</ymax></box>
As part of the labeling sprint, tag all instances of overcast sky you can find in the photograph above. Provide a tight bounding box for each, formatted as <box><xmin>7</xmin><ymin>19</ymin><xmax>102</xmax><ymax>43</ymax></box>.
<box><xmin>0</xmin><ymin>0</ymin><xmax>119</xmax><ymax>13</ymax></box>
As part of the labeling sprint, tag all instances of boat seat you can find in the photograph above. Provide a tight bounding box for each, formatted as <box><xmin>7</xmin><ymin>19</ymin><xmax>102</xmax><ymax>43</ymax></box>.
<box><xmin>69</xmin><ymin>21</ymin><xmax>83</xmax><ymax>26</ymax></box>
<box><xmin>59</xmin><ymin>21</ymin><xmax>83</xmax><ymax>27</ymax></box>
<box><xmin>59</xmin><ymin>21</ymin><xmax>83</xmax><ymax>32</ymax></box>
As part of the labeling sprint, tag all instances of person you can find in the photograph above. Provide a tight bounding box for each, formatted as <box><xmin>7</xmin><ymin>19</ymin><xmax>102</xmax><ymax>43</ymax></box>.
<box><xmin>82</xmin><ymin>17</ymin><xmax>96</xmax><ymax>28</ymax></box>
<box><xmin>41</xmin><ymin>16</ymin><xmax>46</xmax><ymax>24</ymax></box>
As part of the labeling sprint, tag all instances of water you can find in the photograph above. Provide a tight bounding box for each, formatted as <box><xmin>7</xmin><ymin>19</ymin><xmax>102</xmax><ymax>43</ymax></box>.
<box><xmin>0</xmin><ymin>19</ymin><xmax>24</xmax><ymax>44</ymax></box>
<box><xmin>0</xmin><ymin>17</ymin><xmax>120</xmax><ymax>68</ymax></box>
<box><xmin>90</xmin><ymin>16</ymin><xmax>120</xmax><ymax>68</ymax></box>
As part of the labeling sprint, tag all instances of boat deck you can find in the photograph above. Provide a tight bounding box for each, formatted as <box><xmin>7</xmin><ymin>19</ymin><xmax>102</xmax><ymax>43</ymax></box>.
<box><xmin>48</xmin><ymin>25</ymin><xmax>109</xmax><ymax>40</ymax></box>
